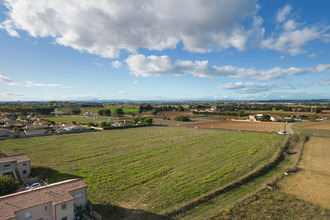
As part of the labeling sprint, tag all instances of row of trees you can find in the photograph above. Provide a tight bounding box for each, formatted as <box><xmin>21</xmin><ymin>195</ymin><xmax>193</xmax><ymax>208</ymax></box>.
<box><xmin>98</xmin><ymin>109</ymin><xmax>124</xmax><ymax>117</ymax></box>
<box><xmin>0</xmin><ymin>107</ymin><xmax>54</xmax><ymax>115</ymax></box>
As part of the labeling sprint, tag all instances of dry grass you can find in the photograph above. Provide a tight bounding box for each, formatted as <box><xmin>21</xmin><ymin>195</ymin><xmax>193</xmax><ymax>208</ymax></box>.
<box><xmin>279</xmin><ymin>137</ymin><xmax>330</xmax><ymax>209</ymax></box>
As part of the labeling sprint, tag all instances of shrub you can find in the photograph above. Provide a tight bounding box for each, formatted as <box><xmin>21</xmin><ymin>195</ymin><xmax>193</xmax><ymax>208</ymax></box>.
<box><xmin>174</xmin><ymin>115</ymin><xmax>191</xmax><ymax>121</ymax></box>
<box><xmin>0</xmin><ymin>176</ymin><xmax>19</xmax><ymax>196</ymax></box>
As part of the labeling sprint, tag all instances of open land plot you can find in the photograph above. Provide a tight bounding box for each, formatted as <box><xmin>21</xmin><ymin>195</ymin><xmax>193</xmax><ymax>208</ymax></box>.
<box><xmin>183</xmin><ymin>120</ymin><xmax>286</xmax><ymax>133</ymax></box>
<box><xmin>279</xmin><ymin>137</ymin><xmax>330</xmax><ymax>209</ymax></box>
<box><xmin>213</xmin><ymin>189</ymin><xmax>330</xmax><ymax>220</ymax></box>
<box><xmin>293</xmin><ymin>121</ymin><xmax>330</xmax><ymax>136</ymax></box>
<box><xmin>0</xmin><ymin>127</ymin><xmax>286</xmax><ymax>219</ymax></box>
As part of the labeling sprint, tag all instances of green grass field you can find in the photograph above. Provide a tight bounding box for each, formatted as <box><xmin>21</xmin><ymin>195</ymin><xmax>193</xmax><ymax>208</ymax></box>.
<box><xmin>0</xmin><ymin>127</ymin><xmax>286</xmax><ymax>219</ymax></box>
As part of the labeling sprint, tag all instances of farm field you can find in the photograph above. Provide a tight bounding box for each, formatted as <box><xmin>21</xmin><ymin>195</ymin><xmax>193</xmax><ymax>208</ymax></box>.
<box><xmin>279</xmin><ymin>137</ymin><xmax>330</xmax><ymax>209</ymax></box>
<box><xmin>293</xmin><ymin>120</ymin><xmax>330</xmax><ymax>136</ymax></box>
<box><xmin>183</xmin><ymin>120</ymin><xmax>287</xmax><ymax>133</ymax></box>
<box><xmin>213</xmin><ymin>189</ymin><xmax>330</xmax><ymax>219</ymax></box>
<box><xmin>0</xmin><ymin>127</ymin><xmax>286</xmax><ymax>219</ymax></box>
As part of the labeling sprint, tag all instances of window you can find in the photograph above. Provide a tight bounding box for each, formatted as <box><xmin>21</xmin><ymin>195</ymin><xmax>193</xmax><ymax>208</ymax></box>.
<box><xmin>23</xmin><ymin>163</ymin><xmax>27</xmax><ymax>166</ymax></box>
<box><xmin>4</xmin><ymin>164</ymin><xmax>10</xmax><ymax>168</ymax></box>
<box><xmin>75</xmin><ymin>193</ymin><xmax>83</xmax><ymax>198</ymax></box>
<box><xmin>25</xmin><ymin>211</ymin><xmax>31</xmax><ymax>219</ymax></box>
<box><xmin>23</xmin><ymin>170</ymin><xmax>27</xmax><ymax>174</ymax></box>
<box><xmin>61</xmin><ymin>203</ymin><xmax>67</xmax><ymax>210</ymax></box>
<box><xmin>45</xmin><ymin>206</ymin><xmax>48</xmax><ymax>211</ymax></box>
<box><xmin>62</xmin><ymin>217</ymin><xmax>67</xmax><ymax>220</ymax></box>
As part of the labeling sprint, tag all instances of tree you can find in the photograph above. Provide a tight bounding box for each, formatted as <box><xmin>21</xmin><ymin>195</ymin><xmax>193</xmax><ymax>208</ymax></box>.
<box><xmin>151</xmin><ymin>110</ymin><xmax>158</xmax><ymax>115</ymax></box>
<box><xmin>114</xmin><ymin>108</ymin><xmax>124</xmax><ymax>117</ymax></box>
<box><xmin>174</xmin><ymin>115</ymin><xmax>191</xmax><ymax>121</ymax></box>
<box><xmin>99</xmin><ymin>121</ymin><xmax>107</xmax><ymax>128</ymax></box>
<box><xmin>71</xmin><ymin>109</ymin><xmax>81</xmax><ymax>115</ymax></box>
<box><xmin>104</xmin><ymin>109</ymin><xmax>111</xmax><ymax>116</ymax></box>
<box><xmin>0</xmin><ymin>175</ymin><xmax>19</xmax><ymax>196</ymax></box>
<box><xmin>144</xmin><ymin>117</ymin><xmax>153</xmax><ymax>125</ymax></box>
<box><xmin>98</xmin><ymin>109</ymin><xmax>104</xmax><ymax>116</ymax></box>
<box><xmin>260</xmin><ymin>114</ymin><xmax>270</xmax><ymax>121</ymax></box>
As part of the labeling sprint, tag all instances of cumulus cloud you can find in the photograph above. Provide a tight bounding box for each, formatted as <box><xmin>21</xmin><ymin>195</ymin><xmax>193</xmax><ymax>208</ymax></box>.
<box><xmin>217</xmin><ymin>82</ymin><xmax>272</xmax><ymax>93</ymax></box>
<box><xmin>301</xmin><ymin>78</ymin><xmax>330</xmax><ymax>87</ymax></box>
<box><xmin>25</xmin><ymin>81</ymin><xmax>73</xmax><ymax>88</ymax></box>
<box><xmin>1</xmin><ymin>0</ymin><xmax>259</xmax><ymax>58</ymax></box>
<box><xmin>0</xmin><ymin>74</ymin><xmax>13</xmax><ymax>83</ymax></box>
<box><xmin>261</xmin><ymin>4</ymin><xmax>330</xmax><ymax>56</ymax></box>
<box><xmin>125</xmin><ymin>54</ymin><xmax>330</xmax><ymax>80</ymax></box>
<box><xmin>276</xmin><ymin>5</ymin><xmax>292</xmax><ymax>23</ymax></box>
<box><xmin>133</xmin><ymin>80</ymin><xmax>140</xmax><ymax>84</ymax></box>
<box><xmin>111</xmin><ymin>60</ymin><xmax>122</xmax><ymax>69</ymax></box>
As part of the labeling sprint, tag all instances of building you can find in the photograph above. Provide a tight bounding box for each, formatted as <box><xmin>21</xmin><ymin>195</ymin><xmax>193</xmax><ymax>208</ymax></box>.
<box><xmin>0</xmin><ymin>179</ymin><xmax>88</xmax><ymax>220</ymax></box>
<box><xmin>0</xmin><ymin>154</ymin><xmax>31</xmax><ymax>181</ymax></box>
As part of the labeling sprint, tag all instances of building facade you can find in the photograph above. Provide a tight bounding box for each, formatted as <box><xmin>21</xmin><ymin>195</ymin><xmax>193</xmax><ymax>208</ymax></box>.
<box><xmin>0</xmin><ymin>179</ymin><xmax>88</xmax><ymax>220</ymax></box>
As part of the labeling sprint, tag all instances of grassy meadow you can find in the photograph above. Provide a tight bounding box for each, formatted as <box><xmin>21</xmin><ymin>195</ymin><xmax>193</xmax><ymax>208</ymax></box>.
<box><xmin>0</xmin><ymin>127</ymin><xmax>286</xmax><ymax>218</ymax></box>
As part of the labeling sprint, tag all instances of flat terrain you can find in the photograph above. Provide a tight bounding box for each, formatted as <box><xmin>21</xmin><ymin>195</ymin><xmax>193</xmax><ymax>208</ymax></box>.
<box><xmin>293</xmin><ymin>120</ymin><xmax>330</xmax><ymax>136</ymax></box>
<box><xmin>279</xmin><ymin>137</ymin><xmax>330</xmax><ymax>209</ymax></box>
<box><xmin>183</xmin><ymin>120</ymin><xmax>286</xmax><ymax>133</ymax></box>
<box><xmin>0</xmin><ymin>127</ymin><xmax>286</xmax><ymax>219</ymax></box>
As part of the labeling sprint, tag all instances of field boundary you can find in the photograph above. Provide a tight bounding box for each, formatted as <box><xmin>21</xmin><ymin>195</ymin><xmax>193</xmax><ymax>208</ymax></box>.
<box><xmin>167</xmin><ymin>138</ymin><xmax>291</xmax><ymax>217</ymax></box>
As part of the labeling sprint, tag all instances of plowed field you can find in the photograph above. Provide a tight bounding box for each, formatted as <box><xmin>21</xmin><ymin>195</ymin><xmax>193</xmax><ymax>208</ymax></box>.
<box><xmin>294</xmin><ymin>120</ymin><xmax>330</xmax><ymax>129</ymax></box>
<box><xmin>183</xmin><ymin>120</ymin><xmax>286</xmax><ymax>132</ymax></box>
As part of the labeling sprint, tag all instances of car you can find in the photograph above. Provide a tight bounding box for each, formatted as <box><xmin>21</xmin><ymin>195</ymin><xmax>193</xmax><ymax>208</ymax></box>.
<box><xmin>26</xmin><ymin>182</ymin><xmax>42</xmax><ymax>190</ymax></box>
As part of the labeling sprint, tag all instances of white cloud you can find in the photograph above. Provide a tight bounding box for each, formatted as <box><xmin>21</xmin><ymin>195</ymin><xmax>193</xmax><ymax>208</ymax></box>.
<box><xmin>301</xmin><ymin>78</ymin><xmax>330</xmax><ymax>87</ymax></box>
<box><xmin>118</xmin><ymin>90</ymin><xmax>128</xmax><ymax>94</ymax></box>
<box><xmin>276</xmin><ymin>5</ymin><xmax>292</xmax><ymax>23</ymax></box>
<box><xmin>125</xmin><ymin>54</ymin><xmax>330</xmax><ymax>80</ymax></box>
<box><xmin>24</xmin><ymin>81</ymin><xmax>73</xmax><ymax>88</ymax></box>
<box><xmin>308</xmin><ymin>53</ymin><xmax>317</xmax><ymax>58</ymax></box>
<box><xmin>0</xmin><ymin>74</ymin><xmax>13</xmax><ymax>83</ymax></box>
<box><xmin>94</xmin><ymin>62</ymin><xmax>103</xmax><ymax>67</ymax></box>
<box><xmin>1</xmin><ymin>0</ymin><xmax>259</xmax><ymax>58</ymax></box>
<box><xmin>133</xmin><ymin>80</ymin><xmax>140</xmax><ymax>84</ymax></box>
<box><xmin>217</xmin><ymin>82</ymin><xmax>272</xmax><ymax>93</ymax></box>
<box><xmin>0</xmin><ymin>92</ymin><xmax>23</xmax><ymax>96</ymax></box>
<box><xmin>111</xmin><ymin>60</ymin><xmax>122</xmax><ymax>69</ymax></box>
<box><xmin>261</xmin><ymin>5</ymin><xmax>330</xmax><ymax>56</ymax></box>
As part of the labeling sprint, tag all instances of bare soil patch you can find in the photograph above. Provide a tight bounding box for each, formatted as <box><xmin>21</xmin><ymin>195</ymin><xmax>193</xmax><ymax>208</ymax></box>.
<box><xmin>279</xmin><ymin>137</ymin><xmax>330</xmax><ymax>209</ymax></box>
<box><xmin>182</xmin><ymin>120</ymin><xmax>286</xmax><ymax>132</ymax></box>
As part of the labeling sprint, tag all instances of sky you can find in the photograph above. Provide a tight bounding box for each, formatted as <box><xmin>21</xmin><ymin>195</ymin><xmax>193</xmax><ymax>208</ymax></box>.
<box><xmin>0</xmin><ymin>0</ymin><xmax>330</xmax><ymax>101</ymax></box>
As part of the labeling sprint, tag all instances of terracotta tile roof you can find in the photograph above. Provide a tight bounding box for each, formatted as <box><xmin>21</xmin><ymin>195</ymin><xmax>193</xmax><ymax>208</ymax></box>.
<box><xmin>0</xmin><ymin>179</ymin><xmax>87</xmax><ymax>220</ymax></box>
<box><xmin>0</xmin><ymin>154</ymin><xmax>30</xmax><ymax>164</ymax></box>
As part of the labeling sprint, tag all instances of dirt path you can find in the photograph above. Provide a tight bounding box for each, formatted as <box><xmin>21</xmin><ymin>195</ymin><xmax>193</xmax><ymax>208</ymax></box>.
<box><xmin>285</xmin><ymin>123</ymin><xmax>293</xmax><ymax>134</ymax></box>
<box><xmin>279</xmin><ymin>137</ymin><xmax>330</xmax><ymax>209</ymax></box>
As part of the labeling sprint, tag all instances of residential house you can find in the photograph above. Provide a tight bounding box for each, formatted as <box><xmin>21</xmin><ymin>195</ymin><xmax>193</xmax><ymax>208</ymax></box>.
<box><xmin>24</xmin><ymin>129</ymin><xmax>46</xmax><ymax>136</ymax></box>
<box><xmin>270</xmin><ymin>115</ymin><xmax>284</xmax><ymax>122</ymax></box>
<box><xmin>4</xmin><ymin>121</ymin><xmax>23</xmax><ymax>128</ymax></box>
<box><xmin>0</xmin><ymin>179</ymin><xmax>88</xmax><ymax>220</ymax></box>
<box><xmin>62</xmin><ymin>124</ymin><xmax>84</xmax><ymax>132</ymax></box>
<box><xmin>0</xmin><ymin>154</ymin><xmax>31</xmax><ymax>181</ymax></box>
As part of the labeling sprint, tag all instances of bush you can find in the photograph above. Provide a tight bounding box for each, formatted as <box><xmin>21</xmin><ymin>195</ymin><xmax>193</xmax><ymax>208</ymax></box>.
<box><xmin>174</xmin><ymin>115</ymin><xmax>191</xmax><ymax>121</ymax></box>
<box><xmin>0</xmin><ymin>175</ymin><xmax>19</xmax><ymax>196</ymax></box>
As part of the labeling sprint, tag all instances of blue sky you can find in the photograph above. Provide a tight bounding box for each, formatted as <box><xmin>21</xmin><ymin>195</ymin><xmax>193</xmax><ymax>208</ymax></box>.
<box><xmin>0</xmin><ymin>0</ymin><xmax>330</xmax><ymax>101</ymax></box>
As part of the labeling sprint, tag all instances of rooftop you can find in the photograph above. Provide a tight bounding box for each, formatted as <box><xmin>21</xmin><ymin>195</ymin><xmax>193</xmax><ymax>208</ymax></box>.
<box><xmin>0</xmin><ymin>179</ymin><xmax>87</xmax><ymax>219</ymax></box>
<box><xmin>0</xmin><ymin>154</ymin><xmax>30</xmax><ymax>164</ymax></box>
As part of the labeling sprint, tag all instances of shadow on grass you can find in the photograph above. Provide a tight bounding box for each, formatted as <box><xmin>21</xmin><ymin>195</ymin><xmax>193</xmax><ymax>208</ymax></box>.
<box><xmin>92</xmin><ymin>203</ymin><xmax>173</xmax><ymax>220</ymax></box>
<box><xmin>31</xmin><ymin>166</ymin><xmax>82</xmax><ymax>183</ymax></box>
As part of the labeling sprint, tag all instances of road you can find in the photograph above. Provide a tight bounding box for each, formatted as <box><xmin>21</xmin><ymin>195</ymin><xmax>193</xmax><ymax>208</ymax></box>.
<box><xmin>286</xmin><ymin>123</ymin><xmax>293</xmax><ymax>134</ymax></box>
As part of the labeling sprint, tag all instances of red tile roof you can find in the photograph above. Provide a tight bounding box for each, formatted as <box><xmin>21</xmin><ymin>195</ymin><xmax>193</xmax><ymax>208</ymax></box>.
<box><xmin>0</xmin><ymin>154</ymin><xmax>30</xmax><ymax>164</ymax></box>
<box><xmin>0</xmin><ymin>179</ymin><xmax>87</xmax><ymax>219</ymax></box>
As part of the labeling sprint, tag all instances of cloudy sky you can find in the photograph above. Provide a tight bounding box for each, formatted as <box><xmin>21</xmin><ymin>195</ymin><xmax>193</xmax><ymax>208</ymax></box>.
<box><xmin>1</xmin><ymin>0</ymin><xmax>330</xmax><ymax>101</ymax></box>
